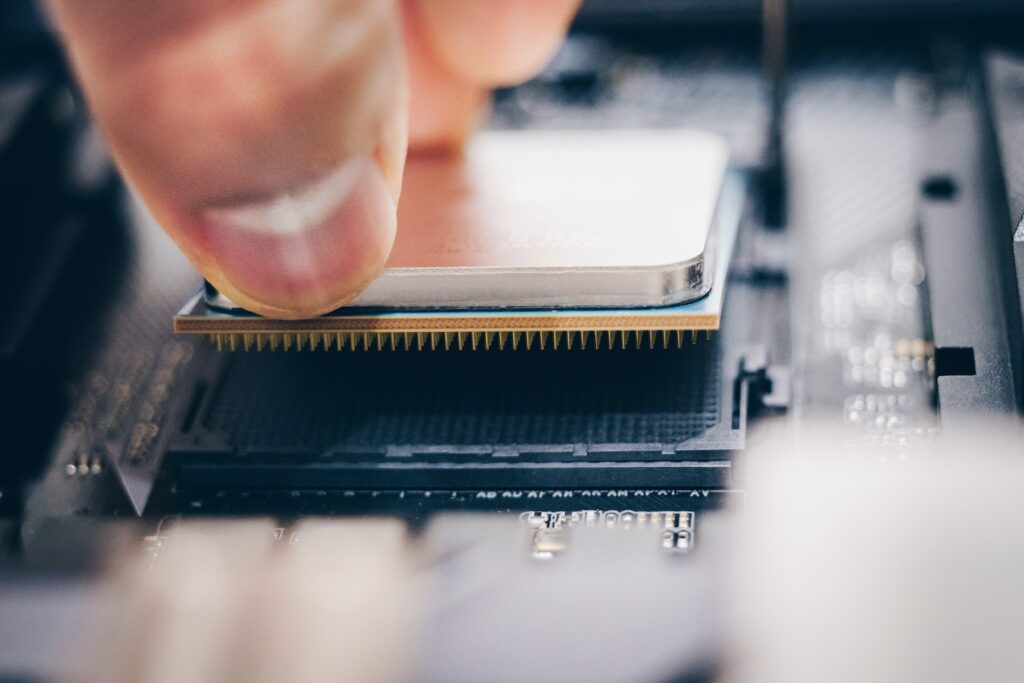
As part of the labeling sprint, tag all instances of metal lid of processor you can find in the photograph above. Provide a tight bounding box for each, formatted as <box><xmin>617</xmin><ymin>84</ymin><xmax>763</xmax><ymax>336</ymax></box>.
<box><xmin>209</xmin><ymin>129</ymin><xmax>731</xmax><ymax>311</ymax></box>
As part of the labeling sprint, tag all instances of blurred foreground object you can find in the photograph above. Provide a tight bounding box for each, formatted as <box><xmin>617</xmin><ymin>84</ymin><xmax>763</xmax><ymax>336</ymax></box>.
<box><xmin>64</xmin><ymin>519</ymin><xmax>418</xmax><ymax>683</ymax></box>
<box><xmin>728</xmin><ymin>422</ymin><xmax>1024</xmax><ymax>683</ymax></box>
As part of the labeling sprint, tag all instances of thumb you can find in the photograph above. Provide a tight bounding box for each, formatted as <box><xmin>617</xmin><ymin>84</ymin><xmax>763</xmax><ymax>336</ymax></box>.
<box><xmin>48</xmin><ymin>0</ymin><xmax>407</xmax><ymax>319</ymax></box>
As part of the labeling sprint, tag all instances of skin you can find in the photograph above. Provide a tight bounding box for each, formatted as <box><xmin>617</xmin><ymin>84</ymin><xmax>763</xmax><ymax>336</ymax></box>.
<box><xmin>47</xmin><ymin>0</ymin><xmax>580</xmax><ymax>318</ymax></box>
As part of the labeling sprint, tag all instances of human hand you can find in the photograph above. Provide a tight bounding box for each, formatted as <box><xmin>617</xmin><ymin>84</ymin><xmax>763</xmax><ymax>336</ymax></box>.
<box><xmin>48</xmin><ymin>0</ymin><xmax>580</xmax><ymax>318</ymax></box>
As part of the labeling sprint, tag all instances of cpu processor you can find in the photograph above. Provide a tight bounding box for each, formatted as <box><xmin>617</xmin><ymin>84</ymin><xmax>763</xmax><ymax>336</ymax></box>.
<box><xmin>175</xmin><ymin>129</ymin><xmax>743</xmax><ymax>351</ymax></box>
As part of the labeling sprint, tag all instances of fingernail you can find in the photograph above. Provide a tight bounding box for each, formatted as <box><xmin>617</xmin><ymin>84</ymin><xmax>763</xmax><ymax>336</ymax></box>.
<box><xmin>200</xmin><ymin>155</ymin><xmax>396</xmax><ymax>317</ymax></box>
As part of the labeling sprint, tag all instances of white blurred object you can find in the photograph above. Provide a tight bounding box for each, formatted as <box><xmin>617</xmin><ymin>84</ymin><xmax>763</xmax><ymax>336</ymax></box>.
<box><xmin>728</xmin><ymin>422</ymin><xmax>1024</xmax><ymax>683</ymax></box>
<box><xmin>62</xmin><ymin>519</ymin><xmax>417</xmax><ymax>683</ymax></box>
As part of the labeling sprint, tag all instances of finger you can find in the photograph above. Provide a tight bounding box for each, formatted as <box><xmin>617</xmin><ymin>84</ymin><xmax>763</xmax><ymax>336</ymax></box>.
<box><xmin>411</xmin><ymin>0</ymin><xmax>580</xmax><ymax>88</ymax></box>
<box><xmin>48</xmin><ymin>0</ymin><xmax>407</xmax><ymax>318</ymax></box>
<box><xmin>400</xmin><ymin>0</ymin><xmax>489</xmax><ymax>150</ymax></box>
